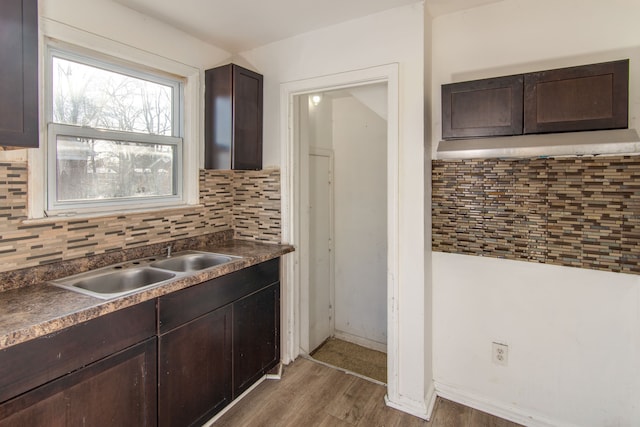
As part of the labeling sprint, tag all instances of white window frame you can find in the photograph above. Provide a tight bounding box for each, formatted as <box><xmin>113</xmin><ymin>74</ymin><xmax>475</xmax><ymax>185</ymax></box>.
<box><xmin>29</xmin><ymin>19</ymin><xmax>201</xmax><ymax>219</ymax></box>
<box><xmin>47</xmin><ymin>123</ymin><xmax>184</xmax><ymax>212</ymax></box>
<box><xmin>45</xmin><ymin>44</ymin><xmax>185</xmax><ymax>214</ymax></box>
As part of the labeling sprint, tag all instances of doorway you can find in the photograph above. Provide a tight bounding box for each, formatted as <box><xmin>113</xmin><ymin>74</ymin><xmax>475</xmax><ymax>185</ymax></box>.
<box><xmin>299</xmin><ymin>86</ymin><xmax>388</xmax><ymax>360</ymax></box>
<box><xmin>280</xmin><ymin>64</ymin><xmax>400</xmax><ymax>391</ymax></box>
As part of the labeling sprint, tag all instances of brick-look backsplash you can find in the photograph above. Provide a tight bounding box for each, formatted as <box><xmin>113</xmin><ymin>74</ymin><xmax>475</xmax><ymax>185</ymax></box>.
<box><xmin>233</xmin><ymin>169</ymin><xmax>281</xmax><ymax>243</ymax></box>
<box><xmin>432</xmin><ymin>156</ymin><xmax>640</xmax><ymax>275</ymax></box>
<box><xmin>0</xmin><ymin>164</ymin><xmax>281</xmax><ymax>273</ymax></box>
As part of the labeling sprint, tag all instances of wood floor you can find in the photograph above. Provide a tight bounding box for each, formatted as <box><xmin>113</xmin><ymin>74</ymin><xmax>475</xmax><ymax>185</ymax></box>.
<box><xmin>311</xmin><ymin>338</ymin><xmax>387</xmax><ymax>383</ymax></box>
<box><xmin>211</xmin><ymin>357</ymin><xmax>522</xmax><ymax>427</ymax></box>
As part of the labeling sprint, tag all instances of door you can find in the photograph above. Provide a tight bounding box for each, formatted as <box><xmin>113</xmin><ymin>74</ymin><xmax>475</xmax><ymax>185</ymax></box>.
<box><xmin>308</xmin><ymin>150</ymin><xmax>333</xmax><ymax>352</ymax></box>
<box><xmin>232</xmin><ymin>282</ymin><xmax>280</xmax><ymax>397</ymax></box>
<box><xmin>0</xmin><ymin>339</ymin><xmax>157</xmax><ymax>427</ymax></box>
<box><xmin>158</xmin><ymin>306</ymin><xmax>232</xmax><ymax>427</ymax></box>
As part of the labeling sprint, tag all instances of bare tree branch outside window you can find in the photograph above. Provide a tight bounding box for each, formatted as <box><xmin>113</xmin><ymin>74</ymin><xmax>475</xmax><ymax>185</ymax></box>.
<box><xmin>52</xmin><ymin>56</ymin><xmax>176</xmax><ymax>203</ymax></box>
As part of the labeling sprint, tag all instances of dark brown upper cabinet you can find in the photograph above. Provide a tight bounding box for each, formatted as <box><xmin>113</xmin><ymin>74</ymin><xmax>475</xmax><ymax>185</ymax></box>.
<box><xmin>442</xmin><ymin>75</ymin><xmax>523</xmax><ymax>139</ymax></box>
<box><xmin>524</xmin><ymin>59</ymin><xmax>628</xmax><ymax>134</ymax></box>
<box><xmin>0</xmin><ymin>0</ymin><xmax>38</xmax><ymax>148</ymax></box>
<box><xmin>205</xmin><ymin>64</ymin><xmax>263</xmax><ymax>170</ymax></box>
<box><xmin>441</xmin><ymin>59</ymin><xmax>629</xmax><ymax>140</ymax></box>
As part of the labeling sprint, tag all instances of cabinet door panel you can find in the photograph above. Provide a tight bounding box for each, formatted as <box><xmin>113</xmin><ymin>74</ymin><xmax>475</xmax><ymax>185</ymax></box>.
<box><xmin>204</xmin><ymin>64</ymin><xmax>263</xmax><ymax>170</ymax></box>
<box><xmin>524</xmin><ymin>59</ymin><xmax>628</xmax><ymax>134</ymax></box>
<box><xmin>0</xmin><ymin>0</ymin><xmax>38</xmax><ymax>148</ymax></box>
<box><xmin>158</xmin><ymin>306</ymin><xmax>232</xmax><ymax>427</ymax></box>
<box><xmin>0</xmin><ymin>338</ymin><xmax>157</xmax><ymax>427</ymax></box>
<box><xmin>442</xmin><ymin>75</ymin><xmax>523</xmax><ymax>139</ymax></box>
<box><xmin>204</xmin><ymin>65</ymin><xmax>232</xmax><ymax>169</ymax></box>
<box><xmin>232</xmin><ymin>66</ymin><xmax>263</xmax><ymax>170</ymax></box>
<box><xmin>233</xmin><ymin>283</ymin><xmax>280</xmax><ymax>397</ymax></box>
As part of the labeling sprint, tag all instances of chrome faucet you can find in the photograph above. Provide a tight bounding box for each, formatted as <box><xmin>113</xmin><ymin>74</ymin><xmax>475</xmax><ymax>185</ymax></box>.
<box><xmin>166</xmin><ymin>246</ymin><xmax>172</xmax><ymax>258</ymax></box>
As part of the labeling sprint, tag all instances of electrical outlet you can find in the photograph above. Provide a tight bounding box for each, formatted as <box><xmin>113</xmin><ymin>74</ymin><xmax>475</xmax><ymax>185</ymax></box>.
<box><xmin>492</xmin><ymin>342</ymin><xmax>508</xmax><ymax>366</ymax></box>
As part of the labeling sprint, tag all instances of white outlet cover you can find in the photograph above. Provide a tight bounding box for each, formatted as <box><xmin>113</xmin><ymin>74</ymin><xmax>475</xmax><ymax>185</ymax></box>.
<box><xmin>492</xmin><ymin>342</ymin><xmax>508</xmax><ymax>366</ymax></box>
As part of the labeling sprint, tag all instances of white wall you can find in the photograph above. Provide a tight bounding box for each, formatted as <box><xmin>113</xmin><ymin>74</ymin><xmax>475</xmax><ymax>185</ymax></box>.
<box><xmin>240</xmin><ymin>3</ymin><xmax>431</xmax><ymax>416</ymax></box>
<box><xmin>41</xmin><ymin>0</ymin><xmax>230</xmax><ymax>70</ymax></box>
<box><xmin>430</xmin><ymin>1</ymin><xmax>640</xmax><ymax>425</ymax></box>
<box><xmin>431</xmin><ymin>0</ymin><xmax>640</xmax><ymax>159</ymax></box>
<box><xmin>423</xmin><ymin>3</ymin><xmax>434</xmax><ymax>414</ymax></box>
<box><xmin>307</xmin><ymin>95</ymin><xmax>334</xmax><ymax>151</ymax></box>
<box><xmin>433</xmin><ymin>253</ymin><xmax>640</xmax><ymax>427</ymax></box>
<box><xmin>332</xmin><ymin>95</ymin><xmax>387</xmax><ymax>347</ymax></box>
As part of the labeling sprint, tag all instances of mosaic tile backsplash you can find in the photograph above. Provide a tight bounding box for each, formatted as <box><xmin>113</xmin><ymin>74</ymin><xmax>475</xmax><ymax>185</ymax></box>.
<box><xmin>0</xmin><ymin>164</ymin><xmax>281</xmax><ymax>274</ymax></box>
<box><xmin>432</xmin><ymin>156</ymin><xmax>640</xmax><ymax>275</ymax></box>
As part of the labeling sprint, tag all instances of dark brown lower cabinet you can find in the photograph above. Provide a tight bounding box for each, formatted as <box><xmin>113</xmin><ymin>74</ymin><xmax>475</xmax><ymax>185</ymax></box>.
<box><xmin>158</xmin><ymin>305</ymin><xmax>232</xmax><ymax>427</ymax></box>
<box><xmin>157</xmin><ymin>258</ymin><xmax>280</xmax><ymax>426</ymax></box>
<box><xmin>0</xmin><ymin>259</ymin><xmax>281</xmax><ymax>427</ymax></box>
<box><xmin>0</xmin><ymin>301</ymin><xmax>157</xmax><ymax>426</ymax></box>
<box><xmin>0</xmin><ymin>338</ymin><xmax>157</xmax><ymax>426</ymax></box>
<box><xmin>233</xmin><ymin>283</ymin><xmax>280</xmax><ymax>398</ymax></box>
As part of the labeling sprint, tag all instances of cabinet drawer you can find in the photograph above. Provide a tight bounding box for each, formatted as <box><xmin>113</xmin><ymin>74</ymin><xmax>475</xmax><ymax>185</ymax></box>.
<box><xmin>524</xmin><ymin>59</ymin><xmax>628</xmax><ymax>134</ymax></box>
<box><xmin>158</xmin><ymin>258</ymin><xmax>279</xmax><ymax>334</ymax></box>
<box><xmin>0</xmin><ymin>300</ymin><xmax>156</xmax><ymax>403</ymax></box>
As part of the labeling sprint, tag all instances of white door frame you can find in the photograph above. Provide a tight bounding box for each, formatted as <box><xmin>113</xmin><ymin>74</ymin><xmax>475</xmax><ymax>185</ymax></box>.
<box><xmin>279</xmin><ymin>64</ymin><xmax>399</xmax><ymax>392</ymax></box>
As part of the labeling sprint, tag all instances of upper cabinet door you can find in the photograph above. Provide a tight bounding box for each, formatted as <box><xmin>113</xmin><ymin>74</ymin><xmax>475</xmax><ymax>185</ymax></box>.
<box><xmin>0</xmin><ymin>0</ymin><xmax>38</xmax><ymax>148</ymax></box>
<box><xmin>232</xmin><ymin>66</ymin><xmax>263</xmax><ymax>170</ymax></box>
<box><xmin>442</xmin><ymin>75</ymin><xmax>523</xmax><ymax>140</ymax></box>
<box><xmin>524</xmin><ymin>59</ymin><xmax>629</xmax><ymax>134</ymax></box>
<box><xmin>204</xmin><ymin>64</ymin><xmax>263</xmax><ymax>170</ymax></box>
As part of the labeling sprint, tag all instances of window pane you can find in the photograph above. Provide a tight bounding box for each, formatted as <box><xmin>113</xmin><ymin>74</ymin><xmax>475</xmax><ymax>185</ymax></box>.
<box><xmin>56</xmin><ymin>136</ymin><xmax>176</xmax><ymax>202</ymax></box>
<box><xmin>52</xmin><ymin>56</ymin><xmax>174</xmax><ymax>136</ymax></box>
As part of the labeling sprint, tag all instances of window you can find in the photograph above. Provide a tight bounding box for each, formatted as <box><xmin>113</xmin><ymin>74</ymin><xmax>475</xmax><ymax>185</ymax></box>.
<box><xmin>46</xmin><ymin>47</ymin><xmax>185</xmax><ymax>214</ymax></box>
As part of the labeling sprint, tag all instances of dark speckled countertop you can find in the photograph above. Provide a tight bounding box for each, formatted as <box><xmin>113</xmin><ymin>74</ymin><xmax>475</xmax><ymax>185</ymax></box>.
<box><xmin>0</xmin><ymin>239</ymin><xmax>294</xmax><ymax>350</ymax></box>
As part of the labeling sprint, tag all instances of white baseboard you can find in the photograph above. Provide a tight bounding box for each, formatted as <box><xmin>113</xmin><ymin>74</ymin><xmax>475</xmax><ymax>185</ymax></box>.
<box><xmin>426</xmin><ymin>381</ymin><xmax>437</xmax><ymax>420</ymax></box>
<box><xmin>265</xmin><ymin>362</ymin><xmax>283</xmax><ymax>380</ymax></box>
<box><xmin>384</xmin><ymin>380</ymin><xmax>436</xmax><ymax>421</ymax></box>
<box><xmin>385</xmin><ymin>393</ymin><xmax>430</xmax><ymax>420</ymax></box>
<box><xmin>333</xmin><ymin>330</ymin><xmax>387</xmax><ymax>353</ymax></box>
<box><xmin>435</xmin><ymin>382</ymin><xmax>577</xmax><ymax>427</ymax></box>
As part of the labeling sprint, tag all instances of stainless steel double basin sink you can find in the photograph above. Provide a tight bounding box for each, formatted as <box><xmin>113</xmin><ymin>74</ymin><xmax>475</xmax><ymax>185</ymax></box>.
<box><xmin>49</xmin><ymin>251</ymin><xmax>240</xmax><ymax>300</ymax></box>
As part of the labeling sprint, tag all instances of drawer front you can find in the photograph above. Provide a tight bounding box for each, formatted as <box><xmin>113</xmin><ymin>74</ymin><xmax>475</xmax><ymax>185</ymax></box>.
<box><xmin>0</xmin><ymin>300</ymin><xmax>156</xmax><ymax>404</ymax></box>
<box><xmin>158</xmin><ymin>258</ymin><xmax>279</xmax><ymax>334</ymax></box>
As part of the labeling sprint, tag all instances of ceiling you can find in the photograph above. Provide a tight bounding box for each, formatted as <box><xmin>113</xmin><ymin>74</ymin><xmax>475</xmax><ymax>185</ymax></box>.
<box><xmin>113</xmin><ymin>0</ymin><xmax>504</xmax><ymax>53</ymax></box>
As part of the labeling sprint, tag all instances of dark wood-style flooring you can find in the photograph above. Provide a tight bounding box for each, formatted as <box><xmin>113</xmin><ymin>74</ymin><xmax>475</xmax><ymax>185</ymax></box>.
<box><xmin>211</xmin><ymin>357</ymin><xmax>522</xmax><ymax>427</ymax></box>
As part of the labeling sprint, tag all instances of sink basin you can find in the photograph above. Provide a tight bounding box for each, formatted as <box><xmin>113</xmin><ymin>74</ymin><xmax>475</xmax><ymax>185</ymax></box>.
<box><xmin>50</xmin><ymin>250</ymin><xmax>239</xmax><ymax>299</ymax></box>
<box><xmin>51</xmin><ymin>267</ymin><xmax>176</xmax><ymax>299</ymax></box>
<box><xmin>150</xmin><ymin>251</ymin><xmax>236</xmax><ymax>272</ymax></box>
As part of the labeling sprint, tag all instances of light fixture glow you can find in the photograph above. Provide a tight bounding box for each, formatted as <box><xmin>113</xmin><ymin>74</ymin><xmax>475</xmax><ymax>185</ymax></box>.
<box><xmin>311</xmin><ymin>94</ymin><xmax>322</xmax><ymax>106</ymax></box>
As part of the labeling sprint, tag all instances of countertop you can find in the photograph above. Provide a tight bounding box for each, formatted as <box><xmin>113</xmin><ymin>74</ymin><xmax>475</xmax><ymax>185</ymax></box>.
<box><xmin>0</xmin><ymin>239</ymin><xmax>293</xmax><ymax>350</ymax></box>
